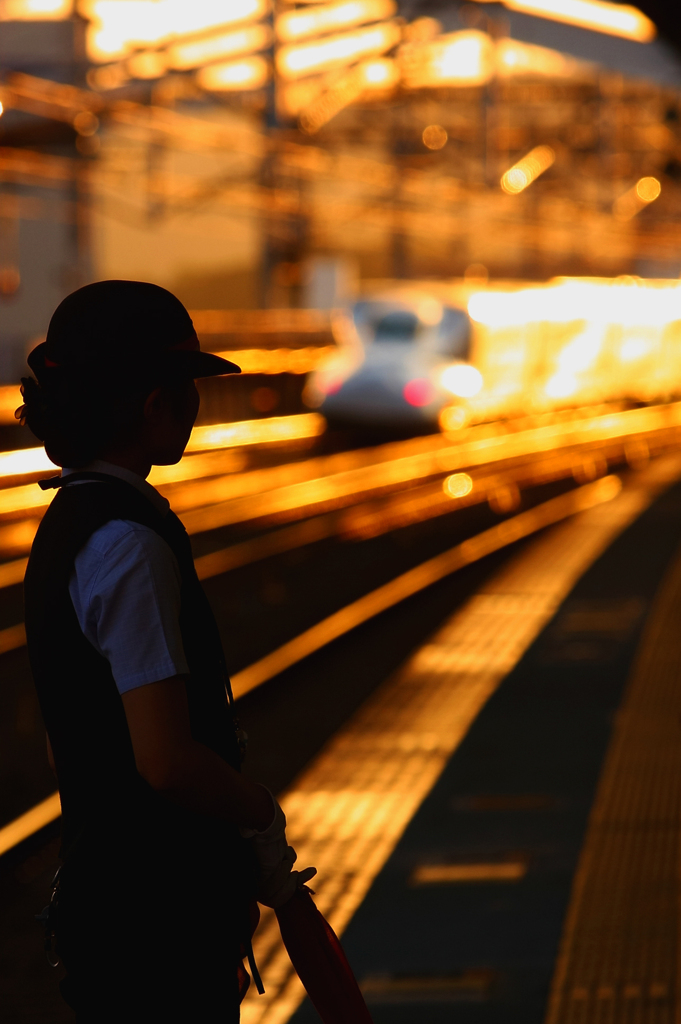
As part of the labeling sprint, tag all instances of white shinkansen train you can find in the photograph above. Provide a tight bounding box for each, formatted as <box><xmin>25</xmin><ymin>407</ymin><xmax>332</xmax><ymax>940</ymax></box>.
<box><xmin>306</xmin><ymin>287</ymin><xmax>483</xmax><ymax>430</ymax></box>
<box><xmin>306</xmin><ymin>278</ymin><xmax>681</xmax><ymax>431</ymax></box>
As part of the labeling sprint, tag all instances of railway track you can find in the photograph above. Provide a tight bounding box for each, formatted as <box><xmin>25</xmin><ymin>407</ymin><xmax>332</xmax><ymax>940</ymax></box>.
<box><xmin>3</xmin><ymin>405</ymin><xmax>681</xmax><ymax>1022</ymax></box>
<box><xmin>0</xmin><ymin>398</ymin><xmax>680</xmax><ymax>649</ymax></box>
<box><xmin>1</xmin><ymin>399</ymin><xmax>680</xmax><ymax>571</ymax></box>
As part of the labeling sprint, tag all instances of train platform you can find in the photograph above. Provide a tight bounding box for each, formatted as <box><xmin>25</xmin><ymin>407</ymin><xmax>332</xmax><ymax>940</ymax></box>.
<box><xmin>241</xmin><ymin>451</ymin><xmax>681</xmax><ymax>1023</ymax></box>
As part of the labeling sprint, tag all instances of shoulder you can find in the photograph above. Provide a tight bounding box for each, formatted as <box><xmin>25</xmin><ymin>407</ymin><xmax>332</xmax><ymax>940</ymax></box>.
<box><xmin>74</xmin><ymin>519</ymin><xmax>180</xmax><ymax>587</ymax></box>
<box><xmin>83</xmin><ymin>518</ymin><xmax>170</xmax><ymax>555</ymax></box>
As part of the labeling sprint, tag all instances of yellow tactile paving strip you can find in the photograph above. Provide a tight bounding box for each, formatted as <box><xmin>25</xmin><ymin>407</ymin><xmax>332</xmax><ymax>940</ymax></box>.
<box><xmin>241</xmin><ymin>453</ymin><xmax>681</xmax><ymax>1024</ymax></box>
<box><xmin>545</xmin><ymin>512</ymin><xmax>681</xmax><ymax>1024</ymax></box>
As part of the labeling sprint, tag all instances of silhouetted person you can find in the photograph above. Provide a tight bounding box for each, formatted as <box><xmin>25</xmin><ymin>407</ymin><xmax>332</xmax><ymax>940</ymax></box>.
<box><xmin>21</xmin><ymin>281</ymin><xmax>314</xmax><ymax>1023</ymax></box>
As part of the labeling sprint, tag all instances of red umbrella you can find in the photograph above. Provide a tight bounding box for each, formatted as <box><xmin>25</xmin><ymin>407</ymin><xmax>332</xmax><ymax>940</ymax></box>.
<box><xmin>275</xmin><ymin>887</ymin><xmax>374</xmax><ymax>1024</ymax></box>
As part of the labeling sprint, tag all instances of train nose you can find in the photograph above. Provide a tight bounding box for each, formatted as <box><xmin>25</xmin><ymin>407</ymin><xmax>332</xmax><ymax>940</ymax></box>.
<box><xmin>324</xmin><ymin>369</ymin><xmax>401</xmax><ymax>407</ymax></box>
<box><xmin>321</xmin><ymin>365</ymin><xmax>438</xmax><ymax>424</ymax></box>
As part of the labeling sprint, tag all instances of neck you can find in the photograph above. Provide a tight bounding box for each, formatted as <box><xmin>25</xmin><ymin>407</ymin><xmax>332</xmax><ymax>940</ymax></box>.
<box><xmin>95</xmin><ymin>450</ymin><xmax>152</xmax><ymax>479</ymax></box>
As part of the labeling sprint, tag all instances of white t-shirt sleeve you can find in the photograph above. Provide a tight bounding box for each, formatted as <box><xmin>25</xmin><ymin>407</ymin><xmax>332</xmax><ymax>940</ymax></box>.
<box><xmin>69</xmin><ymin>519</ymin><xmax>190</xmax><ymax>694</ymax></box>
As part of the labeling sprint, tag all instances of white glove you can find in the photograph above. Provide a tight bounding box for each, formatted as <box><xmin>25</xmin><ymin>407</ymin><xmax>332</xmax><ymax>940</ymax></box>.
<box><xmin>241</xmin><ymin>789</ymin><xmax>317</xmax><ymax>909</ymax></box>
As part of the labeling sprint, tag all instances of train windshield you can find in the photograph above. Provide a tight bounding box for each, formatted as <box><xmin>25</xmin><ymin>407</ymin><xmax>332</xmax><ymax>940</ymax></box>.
<box><xmin>354</xmin><ymin>303</ymin><xmax>421</xmax><ymax>343</ymax></box>
<box><xmin>374</xmin><ymin>310</ymin><xmax>421</xmax><ymax>342</ymax></box>
<box><xmin>353</xmin><ymin>301</ymin><xmax>471</xmax><ymax>356</ymax></box>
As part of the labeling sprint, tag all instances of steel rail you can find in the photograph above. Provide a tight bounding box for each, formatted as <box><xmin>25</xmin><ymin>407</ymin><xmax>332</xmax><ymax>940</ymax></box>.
<box><xmin>0</xmin><ymin>400</ymin><xmax>677</xmax><ymax>532</ymax></box>
<box><xmin>0</xmin><ymin>403</ymin><xmax>679</xmax><ymax>601</ymax></box>
<box><xmin>189</xmin><ymin>434</ymin><xmax>655</xmax><ymax>579</ymax></box>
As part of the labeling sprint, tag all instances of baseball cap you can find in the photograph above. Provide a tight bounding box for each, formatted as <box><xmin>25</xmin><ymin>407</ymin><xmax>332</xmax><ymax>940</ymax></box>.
<box><xmin>27</xmin><ymin>280</ymin><xmax>240</xmax><ymax>380</ymax></box>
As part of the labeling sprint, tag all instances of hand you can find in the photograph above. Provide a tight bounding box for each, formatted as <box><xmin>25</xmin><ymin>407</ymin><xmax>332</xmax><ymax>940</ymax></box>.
<box><xmin>256</xmin><ymin>846</ymin><xmax>317</xmax><ymax>909</ymax></box>
<box><xmin>241</xmin><ymin>789</ymin><xmax>317</xmax><ymax>909</ymax></box>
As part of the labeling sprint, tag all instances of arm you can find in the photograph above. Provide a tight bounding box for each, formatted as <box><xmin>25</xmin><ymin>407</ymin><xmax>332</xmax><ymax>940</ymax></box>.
<box><xmin>121</xmin><ymin>675</ymin><xmax>273</xmax><ymax>831</ymax></box>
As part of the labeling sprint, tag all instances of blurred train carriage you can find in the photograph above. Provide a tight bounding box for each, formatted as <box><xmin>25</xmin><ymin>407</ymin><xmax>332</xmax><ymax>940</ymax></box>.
<box><xmin>307</xmin><ymin>278</ymin><xmax>681</xmax><ymax>432</ymax></box>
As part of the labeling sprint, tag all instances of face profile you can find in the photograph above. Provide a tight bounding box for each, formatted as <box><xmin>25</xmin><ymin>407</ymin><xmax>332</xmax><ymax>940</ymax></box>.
<box><xmin>139</xmin><ymin>378</ymin><xmax>201</xmax><ymax>468</ymax></box>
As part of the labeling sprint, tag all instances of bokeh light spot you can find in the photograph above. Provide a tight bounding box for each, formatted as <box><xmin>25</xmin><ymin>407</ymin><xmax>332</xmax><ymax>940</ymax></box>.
<box><xmin>422</xmin><ymin>124</ymin><xmax>448</xmax><ymax>150</ymax></box>
<box><xmin>403</xmin><ymin>378</ymin><xmax>435</xmax><ymax>406</ymax></box>
<box><xmin>444</xmin><ymin>473</ymin><xmax>473</xmax><ymax>499</ymax></box>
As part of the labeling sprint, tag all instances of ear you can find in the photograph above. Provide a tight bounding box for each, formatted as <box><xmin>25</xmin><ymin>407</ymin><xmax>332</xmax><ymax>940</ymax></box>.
<box><xmin>143</xmin><ymin>387</ymin><xmax>164</xmax><ymax>421</ymax></box>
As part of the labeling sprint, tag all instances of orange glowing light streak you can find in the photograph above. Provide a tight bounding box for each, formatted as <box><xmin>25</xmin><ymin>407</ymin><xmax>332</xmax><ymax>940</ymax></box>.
<box><xmin>0</xmin><ymin>447</ymin><xmax>56</xmax><ymax>480</ymax></box>
<box><xmin>400</xmin><ymin>32</ymin><xmax>591</xmax><ymax>90</ymax></box>
<box><xmin>0</xmin><ymin>418</ymin><xmax>324</xmax><ymax>527</ymax></box>
<box><xmin>279</xmin><ymin>76</ymin><xmax>333</xmax><ymax>116</ymax></box>
<box><xmin>82</xmin><ymin>1</ymin><xmax>172</xmax><ymax>60</ymax></box>
<box><xmin>165</xmin><ymin>0</ymin><xmax>270</xmax><ymax>37</ymax></box>
<box><xmin>0</xmin><ymin>482</ymin><xmax>52</xmax><ymax>517</ymax></box>
<box><xmin>467</xmin><ymin>277</ymin><xmax>681</xmax><ymax>328</ymax></box>
<box><xmin>0</xmin><ymin>385</ymin><xmax>21</xmax><ymax>426</ymax></box>
<box><xmin>148</xmin><ymin>450</ymin><xmax>247</xmax><ymax>486</ymax></box>
<box><xmin>495</xmin><ymin>37</ymin><xmax>592</xmax><ymax>79</ymax></box>
<box><xmin>87</xmin><ymin>63</ymin><xmax>131</xmax><ymax>89</ymax></box>
<box><xmin>179</xmin><ymin>448</ymin><xmax>454</xmax><ymax>529</ymax></box>
<box><xmin>190</xmin><ymin>308</ymin><xmax>332</xmax><ymax>334</ymax></box>
<box><xmin>0</xmin><ymin>791</ymin><xmax>60</xmax><ymax>857</ymax></box>
<box><xmin>125</xmin><ymin>51</ymin><xmax>167</xmax><ymax>79</ymax></box>
<box><xmin>82</xmin><ymin>0</ymin><xmax>270</xmax><ymax>63</ymax></box>
<box><xmin>0</xmin><ymin>0</ymin><xmax>71</xmax><ymax>17</ymax></box>
<box><xmin>613</xmin><ymin>176</ymin><xmax>661</xmax><ymax>221</ymax></box>
<box><xmin>501</xmin><ymin>146</ymin><xmax>555</xmax><ymax>194</ymax></box>
<box><xmin>0</xmin><ymin>519</ymin><xmax>41</xmax><ymax>557</ymax></box>
<box><xmin>197</xmin><ymin>56</ymin><xmax>271</xmax><ymax>90</ymax></box>
<box><xmin>0</xmin><ymin>74</ymin><xmax>103</xmax><ymax>130</ymax></box>
<box><xmin>341</xmin><ymin>443</ymin><xmax>638</xmax><ymax>542</ymax></box>
<box><xmin>168</xmin><ymin>23</ymin><xmax>272</xmax><ymax>70</ymax></box>
<box><xmin>0</xmin><ymin>620</ymin><xmax>26</xmax><ymax>652</ymax></box>
<box><xmin>201</xmin><ymin>451</ymin><xmax>576</xmax><ymax>568</ymax></box>
<box><xmin>186</xmin><ymin>413</ymin><xmax>326</xmax><ymax>453</ymax></box>
<box><xmin>486</xmin><ymin>0</ymin><xmax>655</xmax><ymax>43</ymax></box>
<box><xmin>298</xmin><ymin>58</ymin><xmax>398</xmax><ymax>133</ymax></box>
<box><xmin>276</xmin><ymin>0</ymin><xmax>396</xmax><ymax>43</ymax></box>
<box><xmin>211</xmin><ymin>346</ymin><xmax>335</xmax><ymax>373</ymax></box>
<box><xmin>276</xmin><ymin>20</ymin><xmax>401</xmax><ymax>79</ymax></box>
<box><xmin>361</xmin><ymin>56</ymin><xmax>398</xmax><ymax>85</ymax></box>
<box><xmin>194</xmin><ymin>517</ymin><xmax>339</xmax><ymax>580</ymax></box>
<box><xmin>400</xmin><ymin>30</ymin><xmax>494</xmax><ymax>88</ymax></box>
<box><xmin>412</xmin><ymin>862</ymin><xmax>527</xmax><ymax>883</ymax></box>
<box><xmin>179</xmin><ymin>403</ymin><xmax>681</xmax><ymax>534</ymax></box>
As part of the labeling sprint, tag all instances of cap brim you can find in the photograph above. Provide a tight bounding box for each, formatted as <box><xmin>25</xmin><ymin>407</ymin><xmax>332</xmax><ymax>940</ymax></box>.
<box><xmin>167</xmin><ymin>351</ymin><xmax>241</xmax><ymax>378</ymax></box>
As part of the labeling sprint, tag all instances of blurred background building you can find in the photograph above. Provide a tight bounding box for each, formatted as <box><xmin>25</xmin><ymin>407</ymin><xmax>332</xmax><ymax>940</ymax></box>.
<box><xmin>1</xmin><ymin>0</ymin><xmax>681</xmax><ymax>384</ymax></box>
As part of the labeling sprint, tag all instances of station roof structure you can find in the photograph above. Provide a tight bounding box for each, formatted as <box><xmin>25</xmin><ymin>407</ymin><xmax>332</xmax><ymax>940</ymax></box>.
<box><xmin>397</xmin><ymin>0</ymin><xmax>681</xmax><ymax>85</ymax></box>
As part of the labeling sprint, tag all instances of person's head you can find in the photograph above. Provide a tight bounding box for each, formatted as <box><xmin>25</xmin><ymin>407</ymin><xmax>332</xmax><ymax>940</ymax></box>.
<box><xmin>17</xmin><ymin>280</ymin><xmax>239</xmax><ymax>469</ymax></box>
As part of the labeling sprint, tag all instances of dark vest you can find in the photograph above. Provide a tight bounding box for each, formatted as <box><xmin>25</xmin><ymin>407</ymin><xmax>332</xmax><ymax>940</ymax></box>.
<box><xmin>24</xmin><ymin>473</ymin><xmax>247</xmax><ymax>880</ymax></box>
